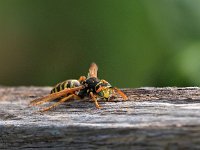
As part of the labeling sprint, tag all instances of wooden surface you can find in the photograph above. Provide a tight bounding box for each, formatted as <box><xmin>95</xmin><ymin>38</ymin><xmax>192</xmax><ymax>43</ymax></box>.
<box><xmin>1</xmin><ymin>87</ymin><xmax>200</xmax><ymax>149</ymax></box>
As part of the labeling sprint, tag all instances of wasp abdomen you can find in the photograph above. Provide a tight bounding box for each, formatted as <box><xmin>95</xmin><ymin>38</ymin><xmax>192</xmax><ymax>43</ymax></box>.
<box><xmin>50</xmin><ymin>80</ymin><xmax>80</xmax><ymax>93</ymax></box>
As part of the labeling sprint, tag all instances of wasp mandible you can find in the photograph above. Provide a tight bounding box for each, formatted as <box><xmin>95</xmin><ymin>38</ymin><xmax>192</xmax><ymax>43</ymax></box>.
<box><xmin>30</xmin><ymin>63</ymin><xmax>128</xmax><ymax>112</ymax></box>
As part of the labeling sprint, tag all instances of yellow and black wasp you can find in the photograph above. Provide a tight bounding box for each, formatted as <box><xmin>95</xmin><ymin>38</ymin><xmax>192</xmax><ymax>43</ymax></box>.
<box><xmin>30</xmin><ymin>63</ymin><xmax>128</xmax><ymax>112</ymax></box>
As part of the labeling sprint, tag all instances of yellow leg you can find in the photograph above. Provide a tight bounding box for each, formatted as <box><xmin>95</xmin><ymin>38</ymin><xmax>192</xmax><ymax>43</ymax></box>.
<box><xmin>113</xmin><ymin>87</ymin><xmax>128</xmax><ymax>100</ymax></box>
<box><xmin>30</xmin><ymin>95</ymin><xmax>58</xmax><ymax>106</ymax></box>
<box><xmin>40</xmin><ymin>94</ymin><xmax>79</xmax><ymax>112</ymax></box>
<box><xmin>90</xmin><ymin>92</ymin><xmax>101</xmax><ymax>109</ymax></box>
<box><xmin>30</xmin><ymin>86</ymin><xmax>83</xmax><ymax>106</ymax></box>
<box><xmin>78</xmin><ymin>76</ymin><xmax>86</xmax><ymax>83</ymax></box>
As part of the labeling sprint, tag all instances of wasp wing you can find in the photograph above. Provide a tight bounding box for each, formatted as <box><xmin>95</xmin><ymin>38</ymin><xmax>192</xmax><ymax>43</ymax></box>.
<box><xmin>88</xmin><ymin>62</ymin><xmax>98</xmax><ymax>78</ymax></box>
<box><xmin>30</xmin><ymin>86</ymin><xmax>83</xmax><ymax>106</ymax></box>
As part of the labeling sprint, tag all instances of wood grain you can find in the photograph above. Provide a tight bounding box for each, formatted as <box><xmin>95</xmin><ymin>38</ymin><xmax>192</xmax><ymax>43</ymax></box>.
<box><xmin>1</xmin><ymin>86</ymin><xmax>200</xmax><ymax>149</ymax></box>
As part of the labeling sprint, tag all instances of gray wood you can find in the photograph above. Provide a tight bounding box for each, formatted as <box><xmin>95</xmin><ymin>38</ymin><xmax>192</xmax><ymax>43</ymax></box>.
<box><xmin>1</xmin><ymin>86</ymin><xmax>200</xmax><ymax>149</ymax></box>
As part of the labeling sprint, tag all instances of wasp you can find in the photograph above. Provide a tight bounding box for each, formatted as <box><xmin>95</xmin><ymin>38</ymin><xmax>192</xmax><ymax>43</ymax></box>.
<box><xmin>30</xmin><ymin>63</ymin><xmax>128</xmax><ymax>112</ymax></box>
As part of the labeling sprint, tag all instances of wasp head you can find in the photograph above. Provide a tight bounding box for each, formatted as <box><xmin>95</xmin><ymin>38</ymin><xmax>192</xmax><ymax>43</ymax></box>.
<box><xmin>95</xmin><ymin>80</ymin><xmax>114</xmax><ymax>100</ymax></box>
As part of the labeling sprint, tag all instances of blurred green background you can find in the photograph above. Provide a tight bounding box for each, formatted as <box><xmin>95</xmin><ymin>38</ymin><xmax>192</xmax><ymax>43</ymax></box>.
<box><xmin>1</xmin><ymin>0</ymin><xmax>200</xmax><ymax>87</ymax></box>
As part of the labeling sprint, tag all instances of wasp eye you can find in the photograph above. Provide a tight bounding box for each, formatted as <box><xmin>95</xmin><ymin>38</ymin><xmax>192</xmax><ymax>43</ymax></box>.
<box><xmin>98</xmin><ymin>91</ymin><xmax>104</xmax><ymax>97</ymax></box>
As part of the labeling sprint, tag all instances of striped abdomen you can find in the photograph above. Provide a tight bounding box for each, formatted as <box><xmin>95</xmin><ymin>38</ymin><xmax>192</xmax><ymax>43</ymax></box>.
<box><xmin>50</xmin><ymin>80</ymin><xmax>81</xmax><ymax>94</ymax></box>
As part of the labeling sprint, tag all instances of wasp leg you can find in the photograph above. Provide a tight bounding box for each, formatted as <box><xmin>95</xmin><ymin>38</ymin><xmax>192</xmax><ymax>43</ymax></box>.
<box><xmin>96</xmin><ymin>86</ymin><xmax>103</xmax><ymax>93</ymax></box>
<box><xmin>40</xmin><ymin>94</ymin><xmax>80</xmax><ymax>112</ymax></box>
<box><xmin>30</xmin><ymin>86</ymin><xmax>83</xmax><ymax>106</ymax></box>
<box><xmin>106</xmin><ymin>89</ymin><xmax>117</xmax><ymax>102</ymax></box>
<box><xmin>90</xmin><ymin>92</ymin><xmax>101</xmax><ymax>109</ymax></box>
<box><xmin>113</xmin><ymin>87</ymin><xmax>128</xmax><ymax>100</ymax></box>
<box><xmin>78</xmin><ymin>76</ymin><xmax>86</xmax><ymax>82</ymax></box>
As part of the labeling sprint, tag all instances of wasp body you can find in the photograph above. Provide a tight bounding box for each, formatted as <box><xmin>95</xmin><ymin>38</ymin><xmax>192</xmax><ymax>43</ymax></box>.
<box><xmin>30</xmin><ymin>63</ymin><xmax>127</xmax><ymax>112</ymax></box>
<box><xmin>50</xmin><ymin>80</ymin><xmax>81</xmax><ymax>94</ymax></box>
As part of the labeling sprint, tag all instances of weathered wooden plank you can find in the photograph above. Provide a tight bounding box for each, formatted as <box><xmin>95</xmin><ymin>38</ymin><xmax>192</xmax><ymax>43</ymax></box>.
<box><xmin>1</xmin><ymin>87</ymin><xmax>200</xmax><ymax>149</ymax></box>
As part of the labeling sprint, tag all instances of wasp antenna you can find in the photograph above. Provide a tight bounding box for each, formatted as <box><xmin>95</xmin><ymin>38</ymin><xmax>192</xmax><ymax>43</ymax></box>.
<box><xmin>113</xmin><ymin>87</ymin><xmax>128</xmax><ymax>100</ymax></box>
